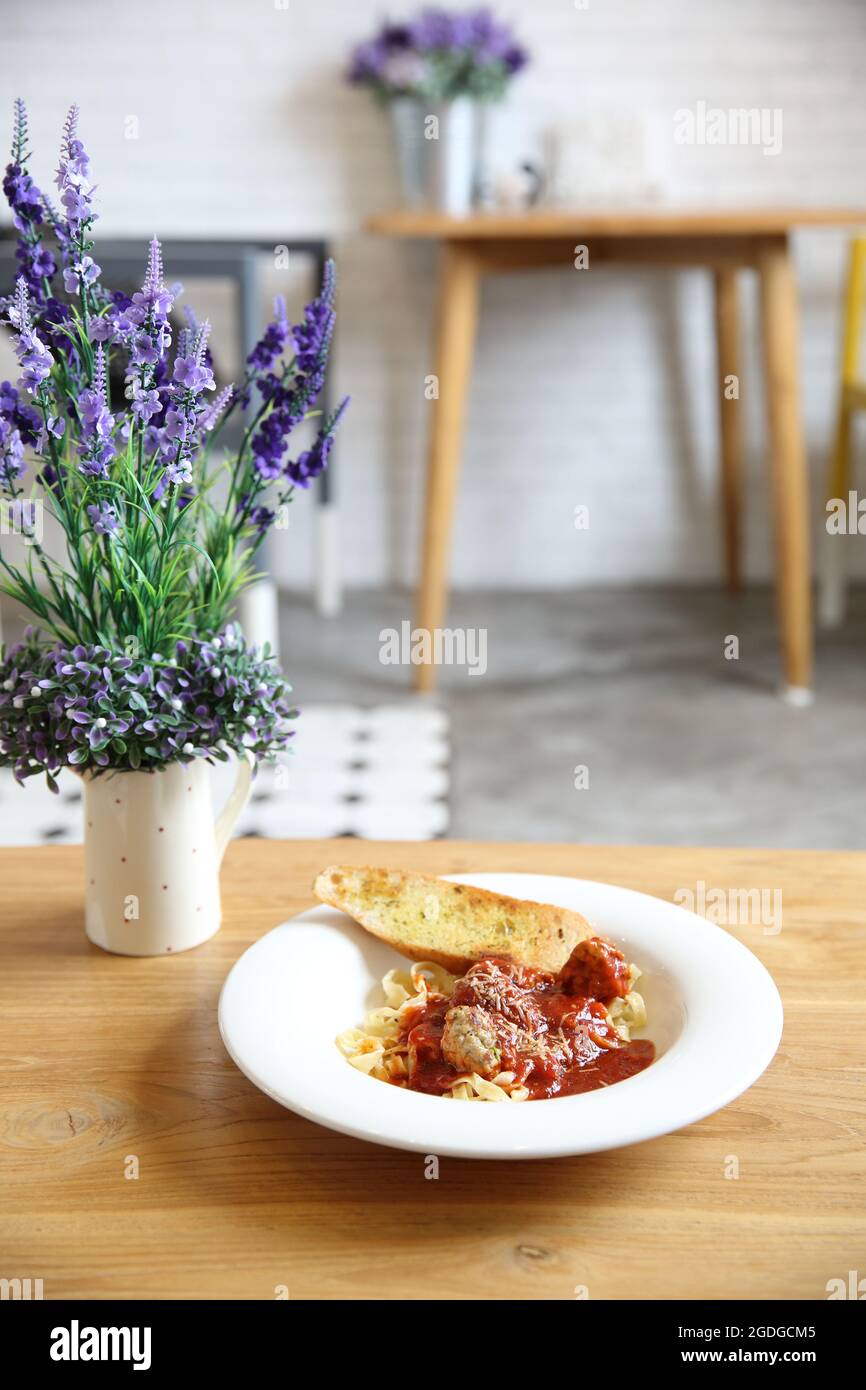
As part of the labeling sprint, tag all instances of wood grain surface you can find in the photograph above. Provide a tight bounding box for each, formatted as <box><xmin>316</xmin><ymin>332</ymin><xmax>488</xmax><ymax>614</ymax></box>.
<box><xmin>1</xmin><ymin>839</ymin><xmax>864</xmax><ymax>1301</ymax></box>
<box><xmin>367</xmin><ymin>207</ymin><xmax>866</xmax><ymax>239</ymax></box>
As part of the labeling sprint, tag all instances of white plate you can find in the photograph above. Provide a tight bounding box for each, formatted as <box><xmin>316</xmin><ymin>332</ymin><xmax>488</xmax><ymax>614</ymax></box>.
<box><xmin>218</xmin><ymin>873</ymin><xmax>783</xmax><ymax>1160</ymax></box>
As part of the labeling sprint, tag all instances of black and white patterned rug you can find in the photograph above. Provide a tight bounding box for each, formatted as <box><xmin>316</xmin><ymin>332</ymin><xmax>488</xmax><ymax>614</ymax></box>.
<box><xmin>0</xmin><ymin>704</ymin><xmax>450</xmax><ymax>844</ymax></box>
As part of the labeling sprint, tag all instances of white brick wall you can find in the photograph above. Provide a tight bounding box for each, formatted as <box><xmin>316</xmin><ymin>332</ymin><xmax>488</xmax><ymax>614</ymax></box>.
<box><xmin>4</xmin><ymin>0</ymin><xmax>866</xmax><ymax>590</ymax></box>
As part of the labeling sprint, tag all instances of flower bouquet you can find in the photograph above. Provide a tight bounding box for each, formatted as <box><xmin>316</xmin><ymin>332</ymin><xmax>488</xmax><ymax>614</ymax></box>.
<box><xmin>348</xmin><ymin>7</ymin><xmax>528</xmax><ymax>103</ymax></box>
<box><xmin>347</xmin><ymin>7</ymin><xmax>529</xmax><ymax>213</ymax></box>
<box><xmin>0</xmin><ymin>101</ymin><xmax>348</xmax><ymax>955</ymax></box>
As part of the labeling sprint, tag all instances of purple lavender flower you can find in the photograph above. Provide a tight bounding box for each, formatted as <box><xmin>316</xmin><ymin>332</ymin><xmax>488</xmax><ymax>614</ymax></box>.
<box><xmin>173</xmin><ymin>352</ymin><xmax>215</xmax><ymax>394</ymax></box>
<box><xmin>348</xmin><ymin>39</ymin><xmax>387</xmax><ymax>83</ymax></box>
<box><xmin>18</xmin><ymin>333</ymin><xmax>53</xmax><ymax>393</ymax></box>
<box><xmin>35</xmin><ymin>411</ymin><xmax>65</xmax><ymax>455</ymax></box>
<box><xmin>285</xmin><ymin>395</ymin><xmax>348</xmax><ymax>489</ymax></box>
<box><xmin>410</xmin><ymin>8</ymin><xmax>468</xmax><ymax>49</ymax></box>
<box><xmin>348</xmin><ymin>25</ymin><xmax>427</xmax><ymax>89</ymax></box>
<box><xmin>17</xmin><ymin>241</ymin><xmax>57</xmax><ymax>296</ymax></box>
<box><xmin>2</xmin><ymin>163</ymin><xmax>43</xmax><ymax>230</ymax></box>
<box><xmin>62</xmin><ymin>253</ymin><xmax>100</xmax><ymax>296</ymax></box>
<box><xmin>291</xmin><ymin>260</ymin><xmax>336</xmax><ymax>385</ymax></box>
<box><xmin>87</xmin><ymin>316</ymin><xmax>112</xmax><ymax>344</ymax></box>
<box><xmin>129</xmin><ymin>238</ymin><xmax>174</xmax><ymax>325</ymax></box>
<box><xmin>124</xmin><ymin>238</ymin><xmax>174</xmax><ymax>381</ymax></box>
<box><xmin>247</xmin><ymin>503</ymin><xmax>275</xmax><ymax>539</ymax></box>
<box><xmin>6</xmin><ymin>279</ymin><xmax>53</xmax><ymax>394</ymax></box>
<box><xmin>248</xmin><ymin>262</ymin><xmax>338</xmax><ymax>481</ymax></box>
<box><xmin>251</xmin><ymin>412</ymin><xmax>293</xmax><ymax>481</ymax></box>
<box><xmin>120</xmin><ymin>240</ymin><xmax>177</xmax><ymax>453</ymax></box>
<box><xmin>55</xmin><ymin>105</ymin><xmax>97</xmax><ymax>237</ymax></box>
<box><xmin>0</xmin><ymin>101</ymin><xmax>347</xmax><ymax>679</ymax></box>
<box><xmin>159</xmin><ymin>451</ymin><xmax>192</xmax><ymax>488</ymax></box>
<box><xmin>134</xmin><ymin>330</ymin><xmax>162</xmax><ymax>366</ymax></box>
<box><xmin>86</xmin><ymin>500</ymin><xmax>119</xmax><ymax>537</ymax></box>
<box><xmin>163</xmin><ymin>408</ymin><xmax>187</xmax><ymax>443</ymax></box>
<box><xmin>149</xmin><ymin>320</ymin><xmax>216</xmax><ymax>490</ymax></box>
<box><xmin>0</xmin><ymin>414</ymin><xmax>25</xmax><ymax>494</ymax></box>
<box><xmin>285</xmin><ymin>442</ymin><xmax>326</xmax><ymax>488</ymax></box>
<box><xmin>348</xmin><ymin>8</ymin><xmax>528</xmax><ymax>99</ymax></box>
<box><xmin>77</xmin><ymin>344</ymin><xmax>114</xmax><ymax>477</ymax></box>
<box><xmin>199</xmin><ymin>383</ymin><xmax>234</xmax><ymax>434</ymax></box>
<box><xmin>2</xmin><ymin>101</ymin><xmax>55</xmax><ymax>308</ymax></box>
<box><xmin>36</xmin><ymin>296</ymin><xmax>75</xmax><ymax>362</ymax></box>
<box><xmin>0</xmin><ymin>379</ymin><xmax>41</xmax><ymax>449</ymax></box>
<box><xmin>90</xmin><ymin>289</ymin><xmax>135</xmax><ymax>346</ymax></box>
<box><xmin>128</xmin><ymin>384</ymin><xmax>162</xmax><ymax>423</ymax></box>
<box><xmin>247</xmin><ymin>296</ymin><xmax>290</xmax><ymax>372</ymax></box>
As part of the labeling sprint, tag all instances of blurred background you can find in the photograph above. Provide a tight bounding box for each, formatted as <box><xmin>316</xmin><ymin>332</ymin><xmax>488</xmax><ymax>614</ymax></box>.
<box><xmin>2</xmin><ymin>0</ymin><xmax>866</xmax><ymax>849</ymax></box>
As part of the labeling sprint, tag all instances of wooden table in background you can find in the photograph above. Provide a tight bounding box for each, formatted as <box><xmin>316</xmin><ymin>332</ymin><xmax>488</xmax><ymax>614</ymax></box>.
<box><xmin>368</xmin><ymin>207</ymin><xmax>866</xmax><ymax>698</ymax></box>
<box><xmin>1</xmin><ymin>839</ymin><xmax>864</xmax><ymax>1301</ymax></box>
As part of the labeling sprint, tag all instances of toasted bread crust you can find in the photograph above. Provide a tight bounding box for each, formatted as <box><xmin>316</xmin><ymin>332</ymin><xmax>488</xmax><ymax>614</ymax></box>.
<box><xmin>313</xmin><ymin>865</ymin><xmax>593</xmax><ymax>974</ymax></box>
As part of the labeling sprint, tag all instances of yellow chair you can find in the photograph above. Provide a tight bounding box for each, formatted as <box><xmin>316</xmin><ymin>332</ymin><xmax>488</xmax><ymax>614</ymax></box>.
<box><xmin>820</xmin><ymin>235</ymin><xmax>866</xmax><ymax>626</ymax></box>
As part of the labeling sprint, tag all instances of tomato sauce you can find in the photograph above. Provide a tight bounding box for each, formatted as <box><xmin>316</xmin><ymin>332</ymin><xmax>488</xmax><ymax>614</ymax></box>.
<box><xmin>396</xmin><ymin>951</ymin><xmax>655</xmax><ymax>1101</ymax></box>
<box><xmin>545</xmin><ymin>1040</ymin><xmax>656</xmax><ymax>1097</ymax></box>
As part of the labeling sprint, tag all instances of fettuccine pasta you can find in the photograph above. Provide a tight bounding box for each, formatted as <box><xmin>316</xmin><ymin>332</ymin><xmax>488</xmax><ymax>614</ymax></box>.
<box><xmin>337</xmin><ymin>958</ymin><xmax>649</xmax><ymax>1102</ymax></box>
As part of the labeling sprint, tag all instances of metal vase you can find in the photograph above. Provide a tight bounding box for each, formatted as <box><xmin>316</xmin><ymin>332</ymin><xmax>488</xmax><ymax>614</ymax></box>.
<box><xmin>471</xmin><ymin>100</ymin><xmax>494</xmax><ymax>207</ymax></box>
<box><xmin>388</xmin><ymin>97</ymin><xmax>428</xmax><ymax>208</ymax></box>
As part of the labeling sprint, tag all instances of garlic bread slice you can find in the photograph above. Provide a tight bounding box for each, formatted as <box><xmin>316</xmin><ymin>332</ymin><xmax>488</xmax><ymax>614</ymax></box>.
<box><xmin>313</xmin><ymin>865</ymin><xmax>592</xmax><ymax>974</ymax></box>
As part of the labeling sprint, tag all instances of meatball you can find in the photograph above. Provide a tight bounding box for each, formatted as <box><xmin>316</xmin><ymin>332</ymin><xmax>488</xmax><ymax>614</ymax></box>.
<box><xmin>557</xmin><ymin>937</ymin><xmax>630</xmax><ymax>1003</ymax></box>
<box><xmin>440</xmin><ymin>1004</ymin><xmax>504</xmax><ymax>1078</ymax></box>
<box><xmin>451</xmin><ymin>958</ymin><xmax>544</xmax><ymax>1032</ymax></box>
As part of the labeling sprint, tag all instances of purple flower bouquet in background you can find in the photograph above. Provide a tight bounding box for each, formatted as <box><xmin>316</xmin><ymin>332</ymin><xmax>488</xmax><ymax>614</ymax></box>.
<box><xmin>0</xmin><ymin>101</ymin><xmax>349</xmax><ymax>788</ymax></box>
<box><xmin>348</xmin><ymin>8</ymin><xmax>529</xmax><ymax>215</ymax></box>
<box><xmin>348</xmin><ymin>6</ymin><xmax>528</xmax><ymax>103</ymax></box>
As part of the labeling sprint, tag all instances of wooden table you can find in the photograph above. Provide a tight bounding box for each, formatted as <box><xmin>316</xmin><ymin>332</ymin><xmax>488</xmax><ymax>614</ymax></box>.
<box><xmin>368</xmin><ymin>208</ymin><xmax>866</xmax><ymax>697</ymax></box>
<box><xmin>2</xmin><ymin>838</ymin><xmax>864</xmax><ymax>1301</ymax></box>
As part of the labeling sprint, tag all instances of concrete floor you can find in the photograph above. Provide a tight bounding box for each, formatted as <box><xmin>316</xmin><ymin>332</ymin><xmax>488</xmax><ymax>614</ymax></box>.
<box><xmin>282</xmin><ymin>586</ymin><xmax>866</xmax><ymax>850</ymax></box>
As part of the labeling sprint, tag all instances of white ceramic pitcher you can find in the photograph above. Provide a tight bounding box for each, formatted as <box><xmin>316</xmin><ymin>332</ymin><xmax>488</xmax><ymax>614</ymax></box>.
<box><xmin>82</xmin><ymin>754</ymin><xmax>253</xmax><ymax>956</ymax></box>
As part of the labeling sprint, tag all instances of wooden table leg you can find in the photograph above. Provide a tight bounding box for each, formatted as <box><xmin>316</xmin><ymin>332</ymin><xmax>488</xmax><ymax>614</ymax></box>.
<box><xmin>757</xmin><ymin>235</ymin><xmax>814</xmax><ymax>698</ymax></box>
<box><xmin>820</xmin><ymin>236</ymin><xmax>866</xmax><ymax>627</ymax></box>
<box><xmin>713</xmin><ymin>267</ymin><xmax>744</xmax><ymax>593</ymax></box>
<box><xmin>414</xmin><ymin>240</ymin><xmax>481</xmax><ymax>692</ymax></box>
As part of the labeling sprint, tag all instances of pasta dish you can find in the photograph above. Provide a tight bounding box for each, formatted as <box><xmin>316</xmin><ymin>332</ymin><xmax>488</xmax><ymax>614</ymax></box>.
<box><xmin>337</xmin><ymin>936</ymin><xmax>654</xmax><ymax>1102</ymax></box>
